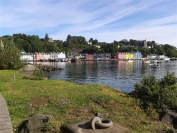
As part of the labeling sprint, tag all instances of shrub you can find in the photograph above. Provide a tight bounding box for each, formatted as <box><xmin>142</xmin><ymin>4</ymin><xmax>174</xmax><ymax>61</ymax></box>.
<box><xmin>131</xmin><ymin>71</ymin><xmax>177</xmax><ymax>111</ymax></box>
<box><xmin>23</xmin><ymin>69</ymin><xmax>44</xmax><ymax>80</ymax></box>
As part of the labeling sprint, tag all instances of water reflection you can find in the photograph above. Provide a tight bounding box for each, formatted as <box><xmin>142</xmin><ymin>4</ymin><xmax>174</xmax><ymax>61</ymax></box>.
<box><xmin>38</xmin><ymin>60</ymin><xmax>177</xmax><ymax>93</ymax></box>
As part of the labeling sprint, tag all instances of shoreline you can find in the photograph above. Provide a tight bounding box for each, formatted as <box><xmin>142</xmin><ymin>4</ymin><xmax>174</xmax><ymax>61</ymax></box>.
<box><xmin>25</xmin><ymin>58</ymin><xmax>177</xmax><ymax>63</ymax></box>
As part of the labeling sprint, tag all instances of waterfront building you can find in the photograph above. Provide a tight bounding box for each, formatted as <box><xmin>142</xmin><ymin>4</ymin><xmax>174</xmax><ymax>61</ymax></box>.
<box><xmin>115</xmin><ymin>52</ymin><xmax>142</xmax><ymax>59</ymax></box>
<box><xmin>125</xmin><ymin>53</ymin><xmax>134</xmax><ymax>59</ymax></box>
<box><xmin>93</xmin><ymin>54</ymin><xmax>101</xmax><ymax>60</ymax></box>
<box><xmin>115</xmin><ymin>52</ymin><xmax>126</xmax><ymax>59</ymax></box>
<box><xmin>58</xmin><ymin>52</ymin><xmax>66</xmax><ymax>59</ymax></box>
<box><xmin>147</xmin><ymin>54</ymin><xmax>157</xmax><ymax>59</ymax></box>
<box><xmin>156</xmin><ymin>55</ymin><xmax>165</xmax><ymax>60</ymax></box>
<box><xmin>43</xmin><ymin>53</ymin><xmax>50</xmax><ymax>60</ymax></box>
<box><xmin>85</xmin><ymin>54</ymin><xmax>94</xmax><ymax>59</ymax></box>
<box><xmin>35</xmin><ymin>53</ymin><xmax>44</xmax><ymax>60</ymax></box>
<box><xmin>20</xmin><ymin>53</ymin><xmax>34</xmax><ymax>61</ymax></box>
<box><xmin>134</xmin><ymin>51</ymin><xmax>142</xmax><ymax>59</ymax></box>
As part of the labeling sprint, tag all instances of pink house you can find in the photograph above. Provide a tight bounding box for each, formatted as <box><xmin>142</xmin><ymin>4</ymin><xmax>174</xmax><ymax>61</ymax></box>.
<box><xmin>115</xmin><ymin>52</ymin><xmax>126</xmax><ymax>59</ymax></box>
<box><xmin>35</xmin><ymin>53</ymin><xmax>44</xmax><ymax>60</ymax></box>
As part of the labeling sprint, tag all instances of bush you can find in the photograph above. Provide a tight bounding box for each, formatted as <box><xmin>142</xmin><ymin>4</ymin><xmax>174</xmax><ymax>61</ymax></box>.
<box><xmin>131</xmin><ymin>71</ymin><xmax>177</xmax><ymax>110</ymax></box>
<box><xmin>0</xmin><ymin>41</ymin><xmax>24</xmax><ymax>70</ymax></box>
<box><xmin>23</xmin><ymin>69</ymin><xmax>44</xmax><ymax>80</ymax></box>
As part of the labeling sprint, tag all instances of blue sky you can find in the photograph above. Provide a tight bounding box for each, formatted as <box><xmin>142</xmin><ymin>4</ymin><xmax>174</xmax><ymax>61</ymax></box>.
<box><xmin>0</xmin><ymin>0</ymin><xmax>177</xmax><ymax>47</ymax></box>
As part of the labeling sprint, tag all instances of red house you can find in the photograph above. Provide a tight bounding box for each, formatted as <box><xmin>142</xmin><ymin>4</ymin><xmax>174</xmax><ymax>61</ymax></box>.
<box><xmin>85</xmin><ymin>54</ymin><xmax>93</xmax><ymax>59</ymax></box>
<box><xmin>115</xmin><ymin>52</ymin><xmax>126</xmax><ymax>59</ymax></box>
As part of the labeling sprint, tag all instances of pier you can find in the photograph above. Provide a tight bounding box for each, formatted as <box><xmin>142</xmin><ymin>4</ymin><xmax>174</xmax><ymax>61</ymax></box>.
<box><xmin>0</xmin><ymin>94</ymin><xmax>13</xmax><ymax>133</ymax></box>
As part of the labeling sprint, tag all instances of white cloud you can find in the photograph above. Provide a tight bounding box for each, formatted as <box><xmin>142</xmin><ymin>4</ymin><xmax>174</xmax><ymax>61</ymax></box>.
<box><xmin>86</xmin><ymin>24</ymin><xmax>177</xmax><ymax>47</ymax></box>
<box><xmin>0</xmin><ymin>0</ymin><xmax>177</xmax><ymax>47</ymax></box>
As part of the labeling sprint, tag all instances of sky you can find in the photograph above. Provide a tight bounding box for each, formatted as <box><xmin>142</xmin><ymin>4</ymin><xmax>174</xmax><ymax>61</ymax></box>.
<box><xmin>0</xmin><ymin>0</ymin><xmax>177</xmax><ymax>47</ymax></box>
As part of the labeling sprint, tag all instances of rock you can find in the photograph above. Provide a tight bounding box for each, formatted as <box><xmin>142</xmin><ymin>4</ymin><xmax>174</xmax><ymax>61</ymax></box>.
<box><xmin>159</xmin><ymin>105</ymin><xmax>177</xmax><ymax>129</ymax></box>
<box><xmin>18</xmin><ymin>114</ymin><xmax>53</xmax><ymax>133</ymax></box>
<box><xmin>58</xmin><ymin>99</ymin><xmax>69</xmax><ymax>106</ymax></box>
<box><xmin>65</xmin><ymin>120</ymin><xmax>129</xmax><ymax>133</ymax></box>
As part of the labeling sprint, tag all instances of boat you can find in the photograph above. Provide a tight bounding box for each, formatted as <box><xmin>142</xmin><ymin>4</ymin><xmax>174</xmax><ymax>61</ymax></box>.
<box><xmin>127</xmin><ymin>59</ymin><xmax>133</xmax><ymax>62</ymax></box>
<box><xmin>153</xmin><ymin>60</ymin><xmax>161</xmax><ymax>63</ymax></box>
<box><xmin>164</xmin><ymin>58</ymin><xmax>170</xmax><ymax>61</ymax></box>
<box><xmin>144</xmin><ymin>60</ymin><xmax>150</xmax><ymax>63</ymax></box>
<box><xmin>39</xmin><ymin>59</ymin><xmax>46</xmax><ymax>62</ymax></box>
<box><xmin>149</xmin><ymin>63</ymin><xmax>160</xmax><ymax>68</ymax></box>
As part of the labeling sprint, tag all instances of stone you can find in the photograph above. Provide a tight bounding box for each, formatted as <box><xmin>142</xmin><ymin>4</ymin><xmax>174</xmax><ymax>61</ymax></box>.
<box><xmin>18</xmin><ymin>114</ymin><xmax>53</xmax><ymax>133</ymax></box>
<box><xmin>159</xmin><ymin>105</ymin><xmax>177</xmax><ymax>129</ymax></box>
<box><xmin>66</xmin><ymin>120</ymin><xmax>129</xmax><ymax>133</ymax></box>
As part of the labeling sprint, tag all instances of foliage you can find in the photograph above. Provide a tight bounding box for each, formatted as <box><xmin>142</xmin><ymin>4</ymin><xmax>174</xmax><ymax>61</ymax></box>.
<box><xmin>23</xmin><ymin>69</ymin><xmax>44</xmax><ymax>80</ymax></box>
<box><xmin>45</xmin><ymin>33</ymin><xmax>49</xmax><ymax>41</ymax></box>
<box><xmin>1</xmin><ymin>33</ymin><xmax>177</xmax><ymax>57</ymax></box>
<box><xmin>131</xmin><ymin>71</ymin><xmax>177</xmax><ymax>111</ymax></box>
<box><xmin>0</xmin><ymin>38</ymin><xmax>24</xmax><ymax>70</ymax></box>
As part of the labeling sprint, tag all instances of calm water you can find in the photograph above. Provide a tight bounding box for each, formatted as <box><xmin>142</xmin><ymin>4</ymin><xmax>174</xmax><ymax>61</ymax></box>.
<box><xmin>42</xmin><ymin>60</ymin><xmax>177</xmax><ymax>93</ymax></box>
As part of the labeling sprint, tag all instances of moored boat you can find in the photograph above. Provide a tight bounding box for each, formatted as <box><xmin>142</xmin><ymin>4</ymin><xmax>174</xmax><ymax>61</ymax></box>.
<box><xmin>149</xmin><ymin>63</ymin><xmax>160</xmax><ymax>68</ymax></box>
<box><xmin>164</xmin><ymin>58</ymin><xmax>170</xmax><ymax>61</ymax></box>
<box><xmin>144</xmin><ymin>60</ymin><xmax>150</xmax><ymax>63</ymax></box>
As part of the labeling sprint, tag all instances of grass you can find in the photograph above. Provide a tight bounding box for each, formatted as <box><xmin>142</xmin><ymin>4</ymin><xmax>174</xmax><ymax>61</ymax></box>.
<box><xmin>0</xmin><ymin>70</ymin><xmax>170</xmax><ymax>133</ymax></box>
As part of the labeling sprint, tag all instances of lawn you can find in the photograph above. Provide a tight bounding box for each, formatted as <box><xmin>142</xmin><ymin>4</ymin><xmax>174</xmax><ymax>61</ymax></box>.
<box><xmin>0</xmin><ymin>70</ymin><xmax>170</xmax><ymax>132</ymax></box>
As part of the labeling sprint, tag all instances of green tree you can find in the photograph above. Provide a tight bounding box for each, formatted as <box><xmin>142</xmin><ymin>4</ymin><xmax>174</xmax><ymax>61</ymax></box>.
<box><xmin>45</xmin><ymin>33</ymin><xmax>49</xmax><ymax>41</ymax></box>
<box><xmin>0</xmin><ymin>40</ymin><xmax>23</xmax><ymax>69</ymax></box>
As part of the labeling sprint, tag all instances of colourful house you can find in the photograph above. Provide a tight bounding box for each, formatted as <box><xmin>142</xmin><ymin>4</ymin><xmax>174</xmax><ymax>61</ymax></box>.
<box><xmin>35</xmin><ymin>53</ymin><xmax>44</xmax><ymax>60</ymax></box>
<box><xmin>125</xmin><ymin>53</ymin><xmax>134</xmax><ymax>59</ymax></box>
<box><xmin>115</xmin><ymin>52</ymin><xmax>126</xmax><ymax>59</ymax></box>
<box><xmin>85</xmin><ymin>54</ymin><xmax>93</xmax><ymax>59</ymax></box>
<box><xmin>134</xmin><ymin>51</ymin><xmax>142</xmax><ymax>59</ymax></box>
<box><xmin>115</xmin><ymin>52</ymin><xmax>142</xmax><ymax>59</ymax></box>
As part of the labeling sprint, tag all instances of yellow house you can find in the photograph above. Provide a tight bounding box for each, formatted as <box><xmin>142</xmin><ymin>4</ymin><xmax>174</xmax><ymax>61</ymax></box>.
<box><xmin>125</xmin><ymin>53</ymin><xmax>134</xmax><ymax>59</ymax></box>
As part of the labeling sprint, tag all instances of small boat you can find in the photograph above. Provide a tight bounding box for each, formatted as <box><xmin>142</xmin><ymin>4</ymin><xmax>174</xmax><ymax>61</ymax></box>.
<box><xmin>48</xmin><ymin>58</ymin><xmax>55</xmax><ymax>62</ymax></box>
<box><xmin>149</xmin><ymin>63</ymin><xmax>160</xmax><ymax>68</ymax></box>
<box><xmin>153</xmin><ymin>60</ymin><xmax>161</xmax><ymax>63</ymax></box>
<box><xmin>127</xmin><ymin>59</ymin><xmax>133</xmax><ymax>62</ymax></box>
<box><xmin>144</xmin><ymin>60</ymin><xmax>150</xmax><ymax>63</ymax></box>
<box><xmin>39</xmin><ymin>59</ymin><xmax>46</xmax><ymax>62</ymax></box>
<box><xmin>164</xmin><ymin>58</ymin><xmax>170</xmax><ymax>61</ymax></box>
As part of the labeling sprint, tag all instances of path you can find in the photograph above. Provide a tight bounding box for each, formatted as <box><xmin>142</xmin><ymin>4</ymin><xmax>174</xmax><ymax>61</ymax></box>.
<box><xmin>0</xmin><ymin>94</ymin><xmax>13</xmax><ymax>133</ymax></box>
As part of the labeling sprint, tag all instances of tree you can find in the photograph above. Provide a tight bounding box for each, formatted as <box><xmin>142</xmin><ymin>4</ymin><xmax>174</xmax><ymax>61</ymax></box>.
<box><xmin>129</xmin><ymin>39</ymin><xmax>138</xmax><ymax>47</ymax></box>
<box><xmin>0</xmin><ymin>39</ymin><xmax>23</xmax><ymax>69</ymax></box>
<box><xmin>45</xmin><ymin>33</ymin><xmax>49</xmax><ymax>41</ymax></box>
<box><xmin>89</xmin><ymin>38</ymin><xmax>93</xmax><ymax>42</ymax></box>
<box><xmin>66</xmin><ymin>34</ymin><xmax>72</xmax><ymax>42</ymax></box>
<box><xmin>92</xmin><ymin>39</ymin><xmax>98</xmax><ymax>45</ymax></box>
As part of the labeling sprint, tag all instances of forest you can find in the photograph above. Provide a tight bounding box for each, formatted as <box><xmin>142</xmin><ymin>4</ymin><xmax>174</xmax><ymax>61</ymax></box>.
<box><xmin>1</xmin><ymin>33</ymin><xmax>177</xmax><ymax>58</ymax></box>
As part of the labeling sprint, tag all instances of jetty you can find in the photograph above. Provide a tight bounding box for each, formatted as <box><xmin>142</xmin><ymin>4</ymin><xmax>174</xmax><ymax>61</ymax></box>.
<box><xmin>0</xmin><ymin>94</ymin><xmax>13</xmax><ymax>133</ymax></box>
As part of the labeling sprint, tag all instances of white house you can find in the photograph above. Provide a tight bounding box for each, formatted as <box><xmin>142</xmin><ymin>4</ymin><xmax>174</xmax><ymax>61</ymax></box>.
<box><xmin>43</xmin><ymin>53</ymin><xmax>50</xmax><ymax>60</ymax></box>
<box><xmin>156</xmin><ymin>55</ymin><xmax>165</xmax><ymax>59</ymax></box>
<box><xmin>87</xmin><ymin>41</ymin><xmax>92</xmax><ymax>45</ymax></box>
<box><xmin>20</xmin><ymin>53</ymin><xmax>34</xmax><ymax>61</ymax></box>
<box><xmin>50</xmin><ymin>52</ymin><xmax>58</xmax><ymax>59</ymax></box>
<box><xmin>147</xmin><ymin>54</ymin><xmax>157</xmax><ymax>59</ymax></box>
<box><xmin>58</xmin><ymin>52</ymin><xmax>66</xmax><ymax>59</ymax></box>
<box><xmin>95</xmin><ymin>45</ymin><xmax>100</xmax><ymax>48</ymax></box>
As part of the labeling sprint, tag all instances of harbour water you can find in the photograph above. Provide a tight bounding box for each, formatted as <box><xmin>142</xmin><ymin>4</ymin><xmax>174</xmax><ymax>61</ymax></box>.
<box><xmin>42</xmin><ymin>60</ymin><xmax>177</xmax><ymax>93</ymax></box>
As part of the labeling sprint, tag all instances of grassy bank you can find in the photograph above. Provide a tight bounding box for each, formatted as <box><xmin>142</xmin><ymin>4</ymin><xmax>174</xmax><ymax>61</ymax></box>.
<box><xmin>0</xmin><ymin>70</ymin><xmax>170</xmax><ymax>132</ymax></box>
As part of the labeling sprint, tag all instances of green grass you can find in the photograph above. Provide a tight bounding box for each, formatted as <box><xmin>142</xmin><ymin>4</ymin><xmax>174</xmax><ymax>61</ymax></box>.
<box><xmin>0</xmin><ymin>70</ymin><xmax>170</xmax><ymax>132</ymax></box>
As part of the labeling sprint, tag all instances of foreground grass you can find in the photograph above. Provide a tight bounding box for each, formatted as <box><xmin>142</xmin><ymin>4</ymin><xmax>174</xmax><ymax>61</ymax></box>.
<box><xmin>0</xmin><ymin>70</ymin><xmax>170</xmax><ymax>132</ymax></box>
